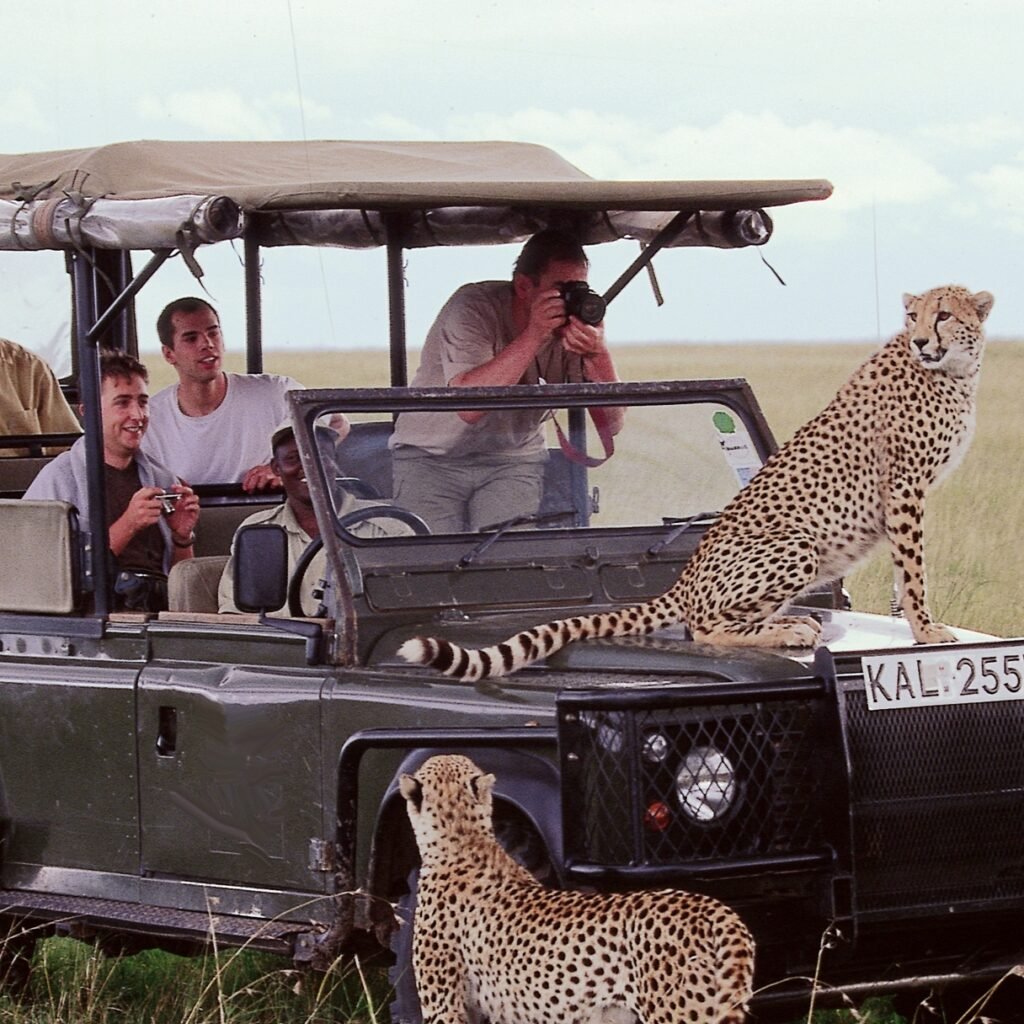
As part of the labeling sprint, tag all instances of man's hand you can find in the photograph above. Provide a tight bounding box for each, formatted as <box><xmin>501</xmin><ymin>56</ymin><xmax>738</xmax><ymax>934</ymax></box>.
<box><xmin>109</xmin><ymin>485</ymin><xmax>196</xmax><ymax>556</ymax></box>
<box><xmin>166</xmin><ymin>484</ymin><xmax>200</xmax><ymax>542</ymax></box>
<box><xmin>242</xmin><ymin>462</ymin><xmax>283</xmax><ymax>493</ymax></box>
<box><xmin>116</xmin><ymin>487</ymin><xmax>166</xmax><ymax>542</ymax></box>
<box><xmin>526</xmin><ymin>287</ymin><xmax>572</xmax><ymax>343</ymax></box>
<box><xmin>560</xmin><ymin>316</ymin><xmax>608</xmax><ymax>361</ymax></box>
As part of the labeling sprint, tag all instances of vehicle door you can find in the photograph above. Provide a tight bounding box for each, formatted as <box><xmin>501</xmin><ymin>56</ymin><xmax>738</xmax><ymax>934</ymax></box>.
<box><xmin>135</xmin><ymin>644</ymin><xmax>330</xmax><ymax>902</ymax></box>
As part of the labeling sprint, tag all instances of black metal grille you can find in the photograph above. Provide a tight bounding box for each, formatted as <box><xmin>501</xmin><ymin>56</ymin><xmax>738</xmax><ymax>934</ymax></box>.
<box><xmin>560</xmin><ymin>688</ymin><xmax>833</xmax><ymax>871</ymax></box>
<box><xmin>842</xmin><ymin>681</ymin><xmax>1024</xmax><ymax>917</ymax></box>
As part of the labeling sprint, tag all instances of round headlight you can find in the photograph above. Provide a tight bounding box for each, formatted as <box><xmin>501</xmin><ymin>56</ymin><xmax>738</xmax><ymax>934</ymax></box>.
<box><xmin>675</xmin><ymin>745</ymin><xmax>737</xmax><ymax>823</ymax></box>
<box><xmin>642</xmin><ymin>731</ymin><xmax>669</xmax><ymax>763</ymax></box>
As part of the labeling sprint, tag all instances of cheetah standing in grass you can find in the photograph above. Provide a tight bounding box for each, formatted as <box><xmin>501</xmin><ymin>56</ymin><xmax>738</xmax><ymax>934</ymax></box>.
<box><xmin>400</xmin><ymin>754</ymin><xmax>755</xmax><ymax>1024</ymax></box>
<box><xmin>400</xmin><ymin>286</ymin><xmax>994</xmax><ymax>679</ymax></box>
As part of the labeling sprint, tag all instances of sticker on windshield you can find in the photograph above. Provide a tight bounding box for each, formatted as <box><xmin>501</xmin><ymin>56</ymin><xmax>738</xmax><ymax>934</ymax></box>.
<box><xmin>712</xmin><ymin>411</ymin><xmax>760</xmax><ymax>488</ymax></box>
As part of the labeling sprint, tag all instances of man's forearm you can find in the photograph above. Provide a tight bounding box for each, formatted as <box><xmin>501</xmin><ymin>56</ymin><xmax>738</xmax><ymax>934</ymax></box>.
<box><xmin>451</xmin><ymin>328</ymin><xmax>548</xmax><ymax>423</ymax></box>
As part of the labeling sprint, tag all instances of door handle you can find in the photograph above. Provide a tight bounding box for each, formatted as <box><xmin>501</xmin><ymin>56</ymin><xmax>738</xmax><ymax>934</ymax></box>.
<box><xmin>155</xmin><ymin>706</ymin><xmax>177</xmax><ymax>756</ymax></box>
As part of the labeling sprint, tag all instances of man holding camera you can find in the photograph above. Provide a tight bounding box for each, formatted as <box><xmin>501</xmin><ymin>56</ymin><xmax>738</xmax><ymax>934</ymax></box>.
<box><xmin>24</xmin><ymin>350</ymin><xmax>199</xmax><ymax>610</ymax></box>
<box><xmin>390</xmin><ymin>230</ymin><xmax>623</xmax><ymax>532</ymax></box>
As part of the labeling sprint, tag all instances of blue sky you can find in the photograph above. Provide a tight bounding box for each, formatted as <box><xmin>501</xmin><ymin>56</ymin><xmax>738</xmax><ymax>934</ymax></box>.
<box><xmin>3</xmin><ymin>0</ymin><xmax>1021</xmax><ymax>361</ymax></box>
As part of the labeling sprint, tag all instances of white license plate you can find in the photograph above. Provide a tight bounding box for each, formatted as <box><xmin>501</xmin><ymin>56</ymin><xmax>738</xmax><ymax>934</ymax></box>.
<box><xmin>862</xmin><ymin>646</ymin><xmax>1024</xmax><ymax>710</ymax></box>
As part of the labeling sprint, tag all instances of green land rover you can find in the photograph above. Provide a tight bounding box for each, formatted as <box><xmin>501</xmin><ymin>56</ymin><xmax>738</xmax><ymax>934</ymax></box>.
<box><xmin>0</xmin><ymin>141</ymin><xmax>1021</xmax><ymax>1020</ymax></box>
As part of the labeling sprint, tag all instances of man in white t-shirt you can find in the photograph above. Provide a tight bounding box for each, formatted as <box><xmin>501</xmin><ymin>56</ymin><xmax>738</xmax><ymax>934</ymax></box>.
<box><xmin>142</xmin><ymin>297</ymin><xmax>307</xmax><ymax>493</ymax></box>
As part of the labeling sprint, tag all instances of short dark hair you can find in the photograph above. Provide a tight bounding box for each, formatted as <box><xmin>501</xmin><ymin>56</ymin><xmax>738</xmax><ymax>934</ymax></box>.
<box><xmin>156</xmin><ymin>296</ymin><xmax>219</xmax><ymax>349</ymax></box>
<box><xmin>513</xmin><ymin>230</ymin><xmax>589</xmax><ymax>282</ymax></box>
<box><xmin>99</xmin><ymin>349</ymin><xmax>148</xmax><ymax>385</ymax></box>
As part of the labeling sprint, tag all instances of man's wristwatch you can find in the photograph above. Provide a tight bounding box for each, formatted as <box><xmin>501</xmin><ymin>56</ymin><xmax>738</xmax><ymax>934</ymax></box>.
<box><xmin>171</xmin><ymin>531</ymin><xmax>195</xmax><ymax>549</ymax></box>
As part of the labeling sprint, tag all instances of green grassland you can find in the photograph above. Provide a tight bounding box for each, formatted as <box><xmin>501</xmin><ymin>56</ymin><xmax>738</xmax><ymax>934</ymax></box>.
<box><xmin>150</xmin><ymin>337</ymin><xmax>1024</xmax><ymax>638</ymax></box>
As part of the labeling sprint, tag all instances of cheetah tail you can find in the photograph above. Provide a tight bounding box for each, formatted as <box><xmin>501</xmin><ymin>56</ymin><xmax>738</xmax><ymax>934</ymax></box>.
<box><xmin>397</xmin><ymin>602</ymin><xmax>669</xmax><ymax>680</ymax></box>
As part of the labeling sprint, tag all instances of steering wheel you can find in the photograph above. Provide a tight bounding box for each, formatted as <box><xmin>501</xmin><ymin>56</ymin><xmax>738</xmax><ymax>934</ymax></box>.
<box><xmin>287</xmin><ymin>505</ymin><xmax>432</xmax><ymax>617</ymax></box>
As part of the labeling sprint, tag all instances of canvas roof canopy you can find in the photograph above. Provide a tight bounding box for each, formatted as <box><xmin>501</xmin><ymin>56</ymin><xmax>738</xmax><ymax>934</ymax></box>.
<box><xmin>0</xmin><ymin>139</ymin><xmax>832</xmax><ymax>252</ymax></box>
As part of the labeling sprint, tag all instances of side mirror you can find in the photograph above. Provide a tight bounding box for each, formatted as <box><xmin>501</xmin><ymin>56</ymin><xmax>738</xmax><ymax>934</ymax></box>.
<box><xmin>233</xmin><ymin>522</ymin><xmax>323</xmax><ymax>665</ymax></box>
<box><xmin>234</xmin><ymin>523</ymin><xmax>288</xmax><ymax>613</ymax></box>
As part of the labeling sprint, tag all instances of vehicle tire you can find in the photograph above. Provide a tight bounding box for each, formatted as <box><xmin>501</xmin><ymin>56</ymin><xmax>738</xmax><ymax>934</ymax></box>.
<box><xmin>386</xmin><ymin>806</ymin><xmax>554</xmax><ymax>1024</ymax></box>
<box><xmin>0</xmin><ymin>915</ymin><xmax>37</xmax><ymax>998</ymax></box>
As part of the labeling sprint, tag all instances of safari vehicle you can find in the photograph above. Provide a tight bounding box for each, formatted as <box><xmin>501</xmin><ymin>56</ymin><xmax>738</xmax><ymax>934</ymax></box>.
<box><xmin>0</xmin><ymin>141</ymin><xmax>1022</xmax><ymax>1020</ymax></box>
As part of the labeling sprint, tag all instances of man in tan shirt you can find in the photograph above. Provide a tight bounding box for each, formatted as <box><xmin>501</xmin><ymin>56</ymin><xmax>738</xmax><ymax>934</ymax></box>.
<box><xmin>0</xmin><ymin>338</ymin><xmax>81</xmax><ymax>455</ymax></box>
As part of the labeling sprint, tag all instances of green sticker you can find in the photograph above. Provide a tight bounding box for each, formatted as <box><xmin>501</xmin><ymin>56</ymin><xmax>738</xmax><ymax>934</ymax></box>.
<box><xmin>713</xmin><ymin>411</ymin><xmax>736</xmax><ymax>434</ymax></box>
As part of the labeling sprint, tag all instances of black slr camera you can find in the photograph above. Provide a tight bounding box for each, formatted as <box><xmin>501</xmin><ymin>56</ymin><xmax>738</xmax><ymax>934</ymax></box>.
<box><xmin>559</xmin><ymin>280</ymin><xmax>606</xmax><ymax>326</ymax></box>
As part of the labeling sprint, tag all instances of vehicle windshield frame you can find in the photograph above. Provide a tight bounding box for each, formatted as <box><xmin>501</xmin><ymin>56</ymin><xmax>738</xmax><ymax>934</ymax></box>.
<box><xmin>286</xmin><ymin>378</ymin><xmax>778</xmax><ymax>664</ymax></box>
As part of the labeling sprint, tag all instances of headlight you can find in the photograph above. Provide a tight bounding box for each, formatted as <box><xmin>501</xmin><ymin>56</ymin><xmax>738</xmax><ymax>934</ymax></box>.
<box><xmin>580</xmin><ymin>711</ymin><xmax>624</xmax><ymax>753</ymax></box>
<box><xmin>675</xmin><ymin>745</ymin><xmax>737</xmax><ymax>823</ymax></box>
<box><xmin>642</xmin><ymin>730</ymin><xmax>669</xmax><ymax>763</ymax></box>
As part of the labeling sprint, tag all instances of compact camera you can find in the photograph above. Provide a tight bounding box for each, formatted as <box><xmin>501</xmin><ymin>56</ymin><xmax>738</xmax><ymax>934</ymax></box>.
<box><xmin>156</xmin><ymin>492</ymin><xmax>181</xmax><ymax>515</ymax></box>
<box><xmin>559</xmin><ymin>280</ymin><xmax>606</xmax><ymax>326</ymax></box>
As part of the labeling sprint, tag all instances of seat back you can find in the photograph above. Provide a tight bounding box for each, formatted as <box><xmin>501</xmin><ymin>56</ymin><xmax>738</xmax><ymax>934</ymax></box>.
<box><xmin>336</xmin><ymin>421</ymin><xmax>588</xmax><ymax>523</ymax></box>
<box><xmin>0</xmin><ymin>499</ymin><xmax>79</xmax><ymax>613</ymax></box>
<box><xmin>0</xmin><ymin>455</ymin><xmax>54</xmax><ymax>498</ymax></box>
<box><xmin>337</xmin><ymin>421</ymin><xmax>395</xmax><ymax>499</ymax></box>
<box><xmin>167</xmin><ymin>555</ymin><xmax>230</xmax><ymax>613</ymax></box>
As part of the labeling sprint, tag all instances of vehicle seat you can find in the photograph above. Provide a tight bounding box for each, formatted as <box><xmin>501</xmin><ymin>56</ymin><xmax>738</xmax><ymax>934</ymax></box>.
<box><xmin>0</xmin><ymin>455</ymin><xmax>55</xmax><ymax>498</ymax></box>
<box><xmin>0</xmin><ymin>499</ymin><xmax>78</xmax><ymax>613</ymax></box>
<box><xmin>338</xmin><ymin>421</ymin><xmax>395</xmax><ymax>499</ymax></box>
<box><xmin>167</xmin><ymin>555</ymin><xmax>229</xmax><ymax>613</ymax></box>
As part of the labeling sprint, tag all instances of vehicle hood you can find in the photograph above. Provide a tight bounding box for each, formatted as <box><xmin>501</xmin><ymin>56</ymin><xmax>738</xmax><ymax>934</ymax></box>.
<box><xmin>378</xmin><ymin>607</ymin><xmax>999</xmax><ymax>685</ymax></box>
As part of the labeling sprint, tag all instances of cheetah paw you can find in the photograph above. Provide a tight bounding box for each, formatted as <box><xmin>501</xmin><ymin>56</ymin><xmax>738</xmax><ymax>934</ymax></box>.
<box><xmin>913</xmin><ymin>622</ymin><xmax>957</xmax><ymax>644</ymax></box>
<box><xmin>776</xmin><ymin>617</ymin><xmax>823</xmax><ymax>648</ymax></box>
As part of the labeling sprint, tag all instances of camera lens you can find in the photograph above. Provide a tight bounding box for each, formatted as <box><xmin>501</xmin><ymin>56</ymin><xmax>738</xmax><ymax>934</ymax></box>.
<box><xmin>560</xmin><ymin>281</ymin><xmax>606</xmax><ymax>326</ymax></box>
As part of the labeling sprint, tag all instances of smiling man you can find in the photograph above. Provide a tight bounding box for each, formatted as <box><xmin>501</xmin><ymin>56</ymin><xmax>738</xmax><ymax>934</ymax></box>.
<box><xmin>24</xmin><ymin>350</ymin><xmax>199</xmax><ymax>610</ymax></box>
<box><xmin>218</xmin><ymin>420</ymin><xmax>413</xmax><ymax>617</ymax></box>
<box><xmin>142</xmin><ymin>297</ymin><xmax>307</xmax><ymax>493</ymax></box>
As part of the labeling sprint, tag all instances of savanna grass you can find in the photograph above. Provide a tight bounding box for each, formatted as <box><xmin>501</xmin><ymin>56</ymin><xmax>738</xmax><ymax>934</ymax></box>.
<box><xmin>0</xmin><ymin>934</ymin><xmax>388</xmax><ymax>1024</ymax></box>
<box><xmin>150</xmin><ymin>338</ymin><xmax>1023</xmax><ymax>638</ymax></box>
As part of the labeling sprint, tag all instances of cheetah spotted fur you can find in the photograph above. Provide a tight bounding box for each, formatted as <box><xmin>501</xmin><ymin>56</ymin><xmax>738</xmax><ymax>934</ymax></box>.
<box><xmin>400</xmin><ymin>754</ymin><xmax>755</xmax><ymax>1024</ymax></box>
<box><xmin>399</xmin><ymin>285</ymin><xmax>994</xmax><ymax>679</ymax></box>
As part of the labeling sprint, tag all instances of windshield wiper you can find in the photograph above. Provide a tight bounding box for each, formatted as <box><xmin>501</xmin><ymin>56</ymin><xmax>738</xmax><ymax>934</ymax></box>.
<box><xmin>459</xmin><ymin>508</ymin><xmax>575</xmax><ymax>567</ymax></box>
<box><xmin>646</xmin><ymin>510</ymin><xmax>720</xmax><ymax>557</ymax></box>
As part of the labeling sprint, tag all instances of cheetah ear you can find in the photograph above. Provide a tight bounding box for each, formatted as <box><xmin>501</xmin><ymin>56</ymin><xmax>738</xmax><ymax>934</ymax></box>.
<box><xmin>902</xmin><ymin>292</ymin><xmax>919</xmax><ymax>312</ymax></box>
<box><xmin>971</xmin><ymin>290</ymin><xmax>994</xmax><ymax>322</ymax></box>
<box><xmin>468</xmin><ymin>772</ymin><xmax>496</xmax><ymax>804</ymax></box>
<box><xmin>399</xmin><ymin>774</ymin><xmax>423</xmax><ymax>812</ymax></box>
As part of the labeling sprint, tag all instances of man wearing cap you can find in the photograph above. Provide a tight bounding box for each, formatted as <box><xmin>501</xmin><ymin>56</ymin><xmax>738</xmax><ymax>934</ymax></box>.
<box><xmin>218</xmin><ymin>420</ymin><xmax>412</xmax><ymax>617</ymax></box>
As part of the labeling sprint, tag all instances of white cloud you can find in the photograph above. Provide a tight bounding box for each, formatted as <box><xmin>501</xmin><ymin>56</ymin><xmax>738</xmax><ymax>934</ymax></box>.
<box><xmin>137</xmin><ymin>90</ymin><xmax>285</xmax><ymax>139</ymax></box>
<box><xmin>441</xmin><ymin>109</ymin><xmax>952</xmax><ymax>241</ymax></box>
<box><xmin>267</xmin><ymin>91</ymin><xmax>332</xmax><ymax>124</ymax></box>
<box><xmin>969</xmin><ymin>161</ymin><xmax>1024</xmax><ymax>232</ymax></box>
<box><xmin>919</xmin><ymin>115</ymin><xmax>1024</xmax><ymax>150</ymax></box>
<box><xmin>363</xmin><ymin>114</ymin><xmax>437</xmax><ymax>141</ymax></box>
<box><xmin>0</xmin><ymin>88</ymin><xmax>51</xmax><ymax>134</ymax></box>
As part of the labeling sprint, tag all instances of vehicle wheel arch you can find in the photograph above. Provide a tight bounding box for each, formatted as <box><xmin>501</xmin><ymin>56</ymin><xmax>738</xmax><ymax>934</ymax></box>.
<box><xmin>364</xmin><ymin>745</ymin><xmax>564</xmax><ymax>903</ymax></box>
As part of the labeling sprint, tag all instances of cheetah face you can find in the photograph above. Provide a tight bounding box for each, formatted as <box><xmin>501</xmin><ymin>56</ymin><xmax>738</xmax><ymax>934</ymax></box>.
<box><xmin>902</xmin><ymin>286</ymin><xmax>994</xmax><ymax>377</ymax></box>
<box><xmin>400</xmin><ymin>754</ymin><xmax>497</xmax><ymax>848</ymax></box>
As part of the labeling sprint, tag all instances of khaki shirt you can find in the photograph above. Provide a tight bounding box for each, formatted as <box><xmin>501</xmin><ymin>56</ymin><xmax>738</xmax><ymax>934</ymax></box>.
<box><xmin>218</xmin><ymin>498</ymin><xmax>414</xmax><ymax>617</ymax></box>
<box><xmin>390</xmin><ymin>281</ymin><xmax>572</xmax><ymax>458</ymax></box>
<box><xmin>0</xmin><ymin>338</ymin><xmax>81</xmax><ymax>456</ymax></box>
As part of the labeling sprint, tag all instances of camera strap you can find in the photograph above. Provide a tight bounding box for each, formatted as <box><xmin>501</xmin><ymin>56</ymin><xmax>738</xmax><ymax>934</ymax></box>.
<box><xmin>552</xmin><ymin>406</ymin><xmax>615</xmax><ymax>468</ymax></box>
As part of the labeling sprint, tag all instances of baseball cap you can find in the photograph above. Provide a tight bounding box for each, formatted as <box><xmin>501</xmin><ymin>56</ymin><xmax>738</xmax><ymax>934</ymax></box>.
<box><xmin>271</xmin><ymin>418</ymin><xmax>339</xmax><ymax>452</ymax></box>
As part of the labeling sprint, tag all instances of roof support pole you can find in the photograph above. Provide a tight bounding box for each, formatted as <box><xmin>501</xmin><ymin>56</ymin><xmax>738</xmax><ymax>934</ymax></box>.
<box><xmin>244</xmin><ymin>233</ymin><xmax>263</xmax><ymax>374</ymax></box>
<box><xmin>601</xmin><ymin>211</ymin><xmax>693</xmax><ymax>306</ymax></box>
<box><xmin>384</xmin><ymin>213</ymin><xmax>408</xmax><ymax>388</ymax></box>
<box><xmin>71</xmin><ymin>250</ymin><xmax>111</xmax><ymax>618</ymax></box>
<box><xmin>84</xmin><ymin>249</ymin><xmax>173</xmax><ymax>347</ymax></box>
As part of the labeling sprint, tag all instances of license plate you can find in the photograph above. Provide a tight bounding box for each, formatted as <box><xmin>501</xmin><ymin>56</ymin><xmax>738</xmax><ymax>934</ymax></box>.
<box><xmin>862</xmin><ymin>646</ymin><xmax>1024</xmax><ymax>710</ymax></box>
